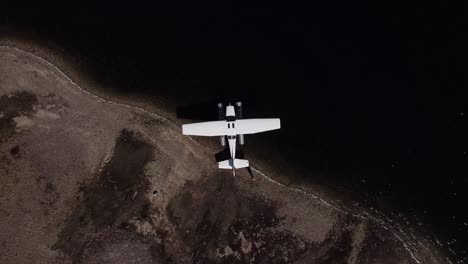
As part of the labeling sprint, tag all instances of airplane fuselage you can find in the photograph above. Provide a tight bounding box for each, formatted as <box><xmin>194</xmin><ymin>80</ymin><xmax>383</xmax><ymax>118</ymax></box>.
<box><xmin>225</xmin><ymin>105</ymin><xmax>237</xmax><ymax>161</ymax></box>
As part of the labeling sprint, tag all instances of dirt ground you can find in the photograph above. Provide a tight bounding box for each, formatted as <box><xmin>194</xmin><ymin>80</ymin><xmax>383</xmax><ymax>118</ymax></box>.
<box><xmin>0</xmin><ymin>46</ymin><xmax>446</xmax><ymax>263</ymax></box>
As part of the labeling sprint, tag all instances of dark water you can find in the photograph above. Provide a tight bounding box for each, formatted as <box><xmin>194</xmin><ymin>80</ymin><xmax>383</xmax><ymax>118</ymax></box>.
<box><xmin>2</xmin><ymin>1</ymin><xmax>467</xmax><ymax>261</ymax></box>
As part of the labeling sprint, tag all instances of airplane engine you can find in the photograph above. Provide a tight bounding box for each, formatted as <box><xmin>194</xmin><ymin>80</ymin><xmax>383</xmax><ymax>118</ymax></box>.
<box><xmin>236</xmin><ymin>101</ymin><xmax>245</xmax><ymax>145</ymax></box>
<box><xmin>218</xmin><ymin>103</ymin><xmax>226</xmax><ymax>146</ymax></box>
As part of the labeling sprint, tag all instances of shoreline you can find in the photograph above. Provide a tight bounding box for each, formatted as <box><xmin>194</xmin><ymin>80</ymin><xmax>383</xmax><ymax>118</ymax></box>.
<box><xmin>0</xmin><ymin>42</ymin><xmax>448</xmax><ymax>263</ymax></box>
<box><xmin>0</xmin><ymin>30</ymin><xmax>327</xmax><ymax>195</ymax></box>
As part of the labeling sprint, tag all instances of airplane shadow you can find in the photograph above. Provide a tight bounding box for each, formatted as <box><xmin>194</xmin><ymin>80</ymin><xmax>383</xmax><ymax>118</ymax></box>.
<box><xmin>176</xmin><ymin>101</ymin><xmax>221</xmax><ymax>121</ymax></box>
<box><xmin>176</xmin><ymin>99</ymin><xmax>246</xmax><ymax>121</ymax></box>
<box><xmin>214</xmin><ymin>146</ymin><xmax>245</xmax><ymax>162</ymax></box>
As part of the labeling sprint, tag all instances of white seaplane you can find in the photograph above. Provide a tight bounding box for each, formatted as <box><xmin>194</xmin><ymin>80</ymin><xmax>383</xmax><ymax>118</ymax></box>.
<box><xmin>182</xmin><ymin>102</ymin><xmax>281</xmax><ymax>176</ymax></box>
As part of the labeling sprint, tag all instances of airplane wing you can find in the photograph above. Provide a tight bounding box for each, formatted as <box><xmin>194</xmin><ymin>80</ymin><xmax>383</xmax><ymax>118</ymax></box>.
<box><xmin>235</xmin><ymin>118</ymin><xmax>281</xmax><ymax>135</ymax></box>
<box><xmin>182</xmin><ymin>120</ymin><xmax>228</xmax><ymax>136</ymax></box>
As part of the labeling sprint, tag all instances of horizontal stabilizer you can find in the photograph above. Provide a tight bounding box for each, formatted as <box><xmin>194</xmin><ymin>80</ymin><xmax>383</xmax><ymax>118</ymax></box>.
<box><xmin>218</xmin><ymin>159</ymin><xmax>249</xmax><ymax>169</ymax></box>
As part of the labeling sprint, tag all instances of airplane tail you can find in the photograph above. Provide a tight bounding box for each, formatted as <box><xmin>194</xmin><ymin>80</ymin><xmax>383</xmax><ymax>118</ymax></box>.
<box><xmin>218</xmin><ymin>159</ymin><xmax>249</xmax><ymax>170</ymax></box>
